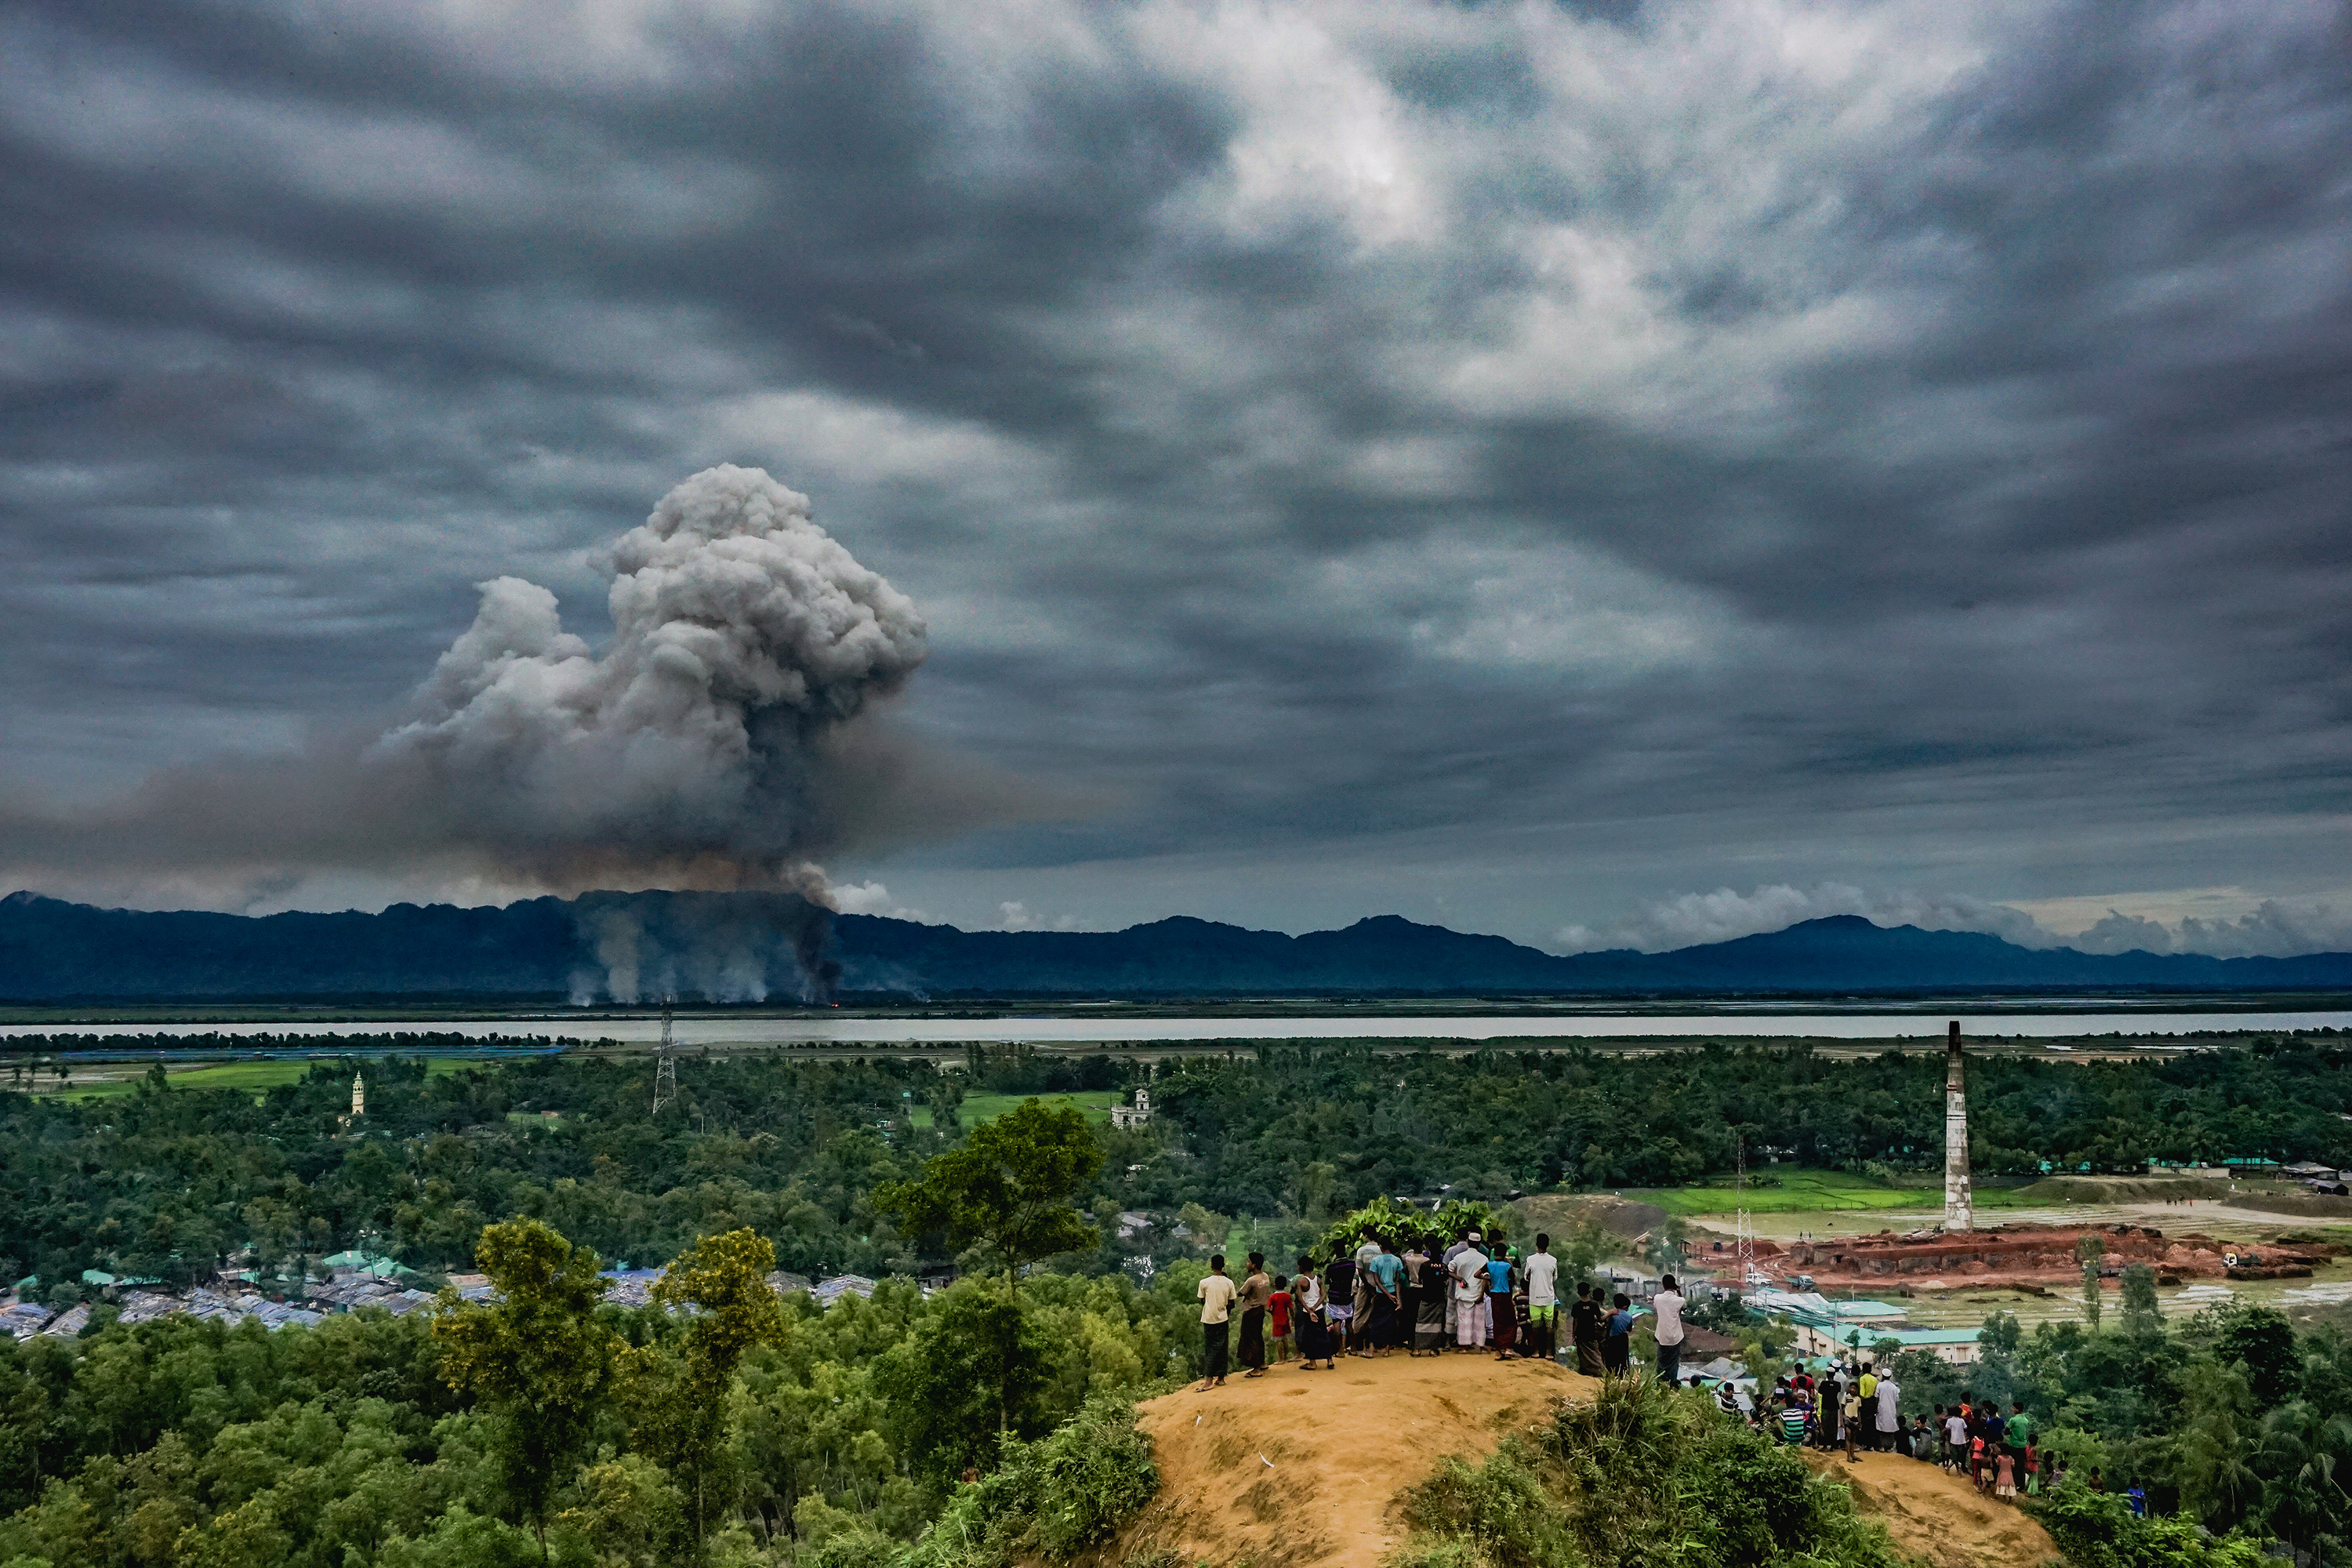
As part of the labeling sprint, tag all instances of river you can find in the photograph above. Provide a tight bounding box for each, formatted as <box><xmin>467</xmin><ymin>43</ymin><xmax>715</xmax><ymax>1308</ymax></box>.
<box><xmin>5</xmin><ymin>1007</ymin><xmax>2347</xmax><ymax>1048</ymax></box>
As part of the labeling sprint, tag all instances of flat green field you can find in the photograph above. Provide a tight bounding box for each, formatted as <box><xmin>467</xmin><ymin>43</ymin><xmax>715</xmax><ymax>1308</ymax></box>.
<box><xmin>1623</xmin><ymin>1167</ymin><xmax>2031</xmax><ymax>1216</ymax></box>
<box><xmin>56</xmin><ymin>1057</ymin><xmax>474</xmax><ymax>1101</ymax></box>
<box><xmin>909</xmin><ymin>1090</ymin><xmax>1123</xmax><ymax>1128</ymax></box>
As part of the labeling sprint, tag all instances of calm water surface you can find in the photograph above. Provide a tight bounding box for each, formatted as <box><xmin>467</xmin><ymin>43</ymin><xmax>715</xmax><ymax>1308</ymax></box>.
<box><xmin>5</xmin><ymin>1008</ymin><xmax>2348</xmax><ymax>1047</ymax></box>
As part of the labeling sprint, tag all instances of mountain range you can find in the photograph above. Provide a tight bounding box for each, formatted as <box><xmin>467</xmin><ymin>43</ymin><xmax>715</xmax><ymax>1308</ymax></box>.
<box><xmin>5</xmin><ymin>889</ymin><xmax>2351</xmax><ymax>1002</ymax></box>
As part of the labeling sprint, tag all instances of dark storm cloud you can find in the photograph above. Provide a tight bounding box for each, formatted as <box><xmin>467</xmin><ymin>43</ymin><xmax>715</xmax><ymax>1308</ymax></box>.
<box><xmin>1</xmin><ymin>0</ymin><xmax>2347</xmax><ymax>953</ymax></box>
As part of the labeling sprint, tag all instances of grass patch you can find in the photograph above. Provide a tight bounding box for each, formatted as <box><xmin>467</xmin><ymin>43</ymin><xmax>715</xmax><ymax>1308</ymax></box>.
<box><xmin>1625</xmin><ymin>1168</ymin><xmax>1938</xmax><ymax>1215</ymax></box>
<box><xmin>55</xmin><ymin>1054</ymin><xmax>476</xmax><ymax>1102</ymax></box>
<box><xmin>910</xmin><ymin>1090</ymin><xmax>1123</xmax><ymax>1129</ymax></box>
<box><xmin>1623</xmin><ymin>1167</ymin><xmax>2038</xmax><ymax>1216</ymax></box>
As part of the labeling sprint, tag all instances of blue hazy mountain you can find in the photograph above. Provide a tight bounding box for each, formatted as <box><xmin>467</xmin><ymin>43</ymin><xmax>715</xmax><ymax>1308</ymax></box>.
<box><xmin>5</xmin><ymin>891</ymin><xmax>2350</xmax><ymax>1002</ymax></box>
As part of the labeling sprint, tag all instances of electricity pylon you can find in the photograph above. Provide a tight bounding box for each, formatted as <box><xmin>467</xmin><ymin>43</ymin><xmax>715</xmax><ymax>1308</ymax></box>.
<box><xmin>652</xmin><ymin>996</ymin><xmax>678</xmax><ymax>1113</ymax></box>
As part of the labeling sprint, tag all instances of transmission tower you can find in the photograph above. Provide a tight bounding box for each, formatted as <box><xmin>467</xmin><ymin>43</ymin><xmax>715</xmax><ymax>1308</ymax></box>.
<box><xmin>652</xmin><ymin>995</ymin><xmax>678</xmax><ymax>1113</ymax></box>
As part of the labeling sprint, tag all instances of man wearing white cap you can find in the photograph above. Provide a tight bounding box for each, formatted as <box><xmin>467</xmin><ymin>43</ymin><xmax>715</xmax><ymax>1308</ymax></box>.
<box><xmin>1449</xmin><ymin>1230</ymin><xmax>1490</xmax><ymax>1349</ymax></box>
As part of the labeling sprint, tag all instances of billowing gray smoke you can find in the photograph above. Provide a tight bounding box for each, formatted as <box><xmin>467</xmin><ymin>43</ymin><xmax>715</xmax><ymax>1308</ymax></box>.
<box><xmin>570</xmin><ymin>890</ymin><xmax>841</xmax><ymax>1005</ymax></box>
<box><xmin>0</xmin><ymin>465</ymin><xmax>942</xmax><ymax>1002</ymax></box>
<box><xmin>379</xmin><ymin>464</ymin><xmax>927</xmax><ymax>886</ymax></box>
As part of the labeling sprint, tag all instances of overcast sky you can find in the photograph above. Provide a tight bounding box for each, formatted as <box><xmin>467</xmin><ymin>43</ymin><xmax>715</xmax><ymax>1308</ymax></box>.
<box><xmin>2</xmin><ymin>0</ymin><xmax>2347</xmax><ymax>956</ymax></box>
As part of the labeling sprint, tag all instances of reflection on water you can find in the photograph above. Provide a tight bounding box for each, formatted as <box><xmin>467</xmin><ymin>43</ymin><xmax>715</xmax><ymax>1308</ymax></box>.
<box><xmin>4</xmin><ymin>1008</ymin><xmax>2348</xmax><ymax>1045</ymax></box>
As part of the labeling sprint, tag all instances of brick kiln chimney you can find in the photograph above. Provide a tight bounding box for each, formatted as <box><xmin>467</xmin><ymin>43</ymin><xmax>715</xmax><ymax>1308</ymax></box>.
<box><xmin>1944</xmin><ymin>1020</ymin><xmax>1972</xmax><ymax>1232</ymax></box>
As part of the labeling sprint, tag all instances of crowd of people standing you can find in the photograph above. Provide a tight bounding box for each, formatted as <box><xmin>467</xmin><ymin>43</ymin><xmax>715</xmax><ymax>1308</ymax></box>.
<box><xmin>1192</xmin><ymin>1227</ymin><xmax>1699</xmax><ymax>1385</ymax></box>
<box><xmin>1196</xmin><ymin>1229</ymin><xmax>2067</xmax><ymax>1516</ymax></box>
<box><xmin>1742</xmin><ymin>1368</ymin><xmax>2060</xmax><ymax>1506</ymax></box>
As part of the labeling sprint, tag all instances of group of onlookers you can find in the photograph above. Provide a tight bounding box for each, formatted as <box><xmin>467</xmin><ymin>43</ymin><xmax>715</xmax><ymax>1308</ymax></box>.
<box><xmin>1192</xmin><ymin>1228</ymin><xmax>1570</xmax><ymax>1383</ymax></box>
<box><xmin>1192</xmin><ymin>1229</ymin><xmax>1695</xmax><ymax>1388</ymax></box>
<box><xmin>1740</xmin><ymin>1370</ymin><xmax>2060</xmax><ymax>1503</ymax></box>
<box><xmin>1197</xmin><ymin>1236</ymin><xmax>2081</xmax><ymax>1515</ymax></box>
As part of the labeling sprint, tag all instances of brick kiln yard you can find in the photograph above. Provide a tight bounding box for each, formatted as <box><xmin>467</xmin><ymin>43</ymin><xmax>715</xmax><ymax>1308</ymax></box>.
<box><xmin>1770</xmin><ymin>1220</ymin><xmax>2336</xmax><ymax>1292</ymax></box>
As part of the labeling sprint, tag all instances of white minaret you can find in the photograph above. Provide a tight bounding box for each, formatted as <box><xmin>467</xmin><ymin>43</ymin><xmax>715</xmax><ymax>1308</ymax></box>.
<box><xmin>1944</xmin><ymin>1022</ymin><xmax>1972</xmax><ymax>1231</ymax></box>
<box><xmin>351</xmin><ymin>1070</ymin><xmax>365</xmax><ymax>1120</ymax></box>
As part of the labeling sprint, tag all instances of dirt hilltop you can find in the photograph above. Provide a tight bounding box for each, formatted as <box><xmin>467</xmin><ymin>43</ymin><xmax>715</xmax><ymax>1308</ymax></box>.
<box><xmin>1801</xmin><ymin>1450</ymin><xmax>2061</xmax><ymax>1568</ymax></box>
<box><xmin>1109</xmin><ymin>1355</ymin><xmax>1585</xmax><ymax>1568</ymax></box>
<box><xmin>1093</xmin><ymin>1355</ymin><xmax>2060</xmax><ymax>1568</ymax></box>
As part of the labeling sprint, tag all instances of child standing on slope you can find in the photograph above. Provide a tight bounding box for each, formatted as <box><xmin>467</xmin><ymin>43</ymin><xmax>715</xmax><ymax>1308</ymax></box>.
<box><xmin>1602</xmin><ymin>1292</ymin><xmax>1634</xmax><ymax>1375</ymax></box>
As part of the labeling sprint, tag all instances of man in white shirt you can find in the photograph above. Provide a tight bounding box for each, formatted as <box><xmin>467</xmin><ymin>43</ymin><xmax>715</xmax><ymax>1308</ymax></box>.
<box><xmin>1440</xmin><ymin>1230</ymin><xmax>1470</xmax><ymax>1341</ymax></box>
<box><xmin>1449</xmin><ymin>1236</ymin><xmax>1490</xmax><ymax>1349</ymax></box>
<box><xmin>1875</xmin><ymin>1372</ymin><xmax>1900</xmax><ymax>1450</ymax></box>
<box><xmin>1196</xmin><ymin>1254</ymin><xmax>1236</xmax><ymax>1391</ymax></box>
<box><xmin>1650</xmin><ymin>1273</ymin><xmax>1686</xmax><ymax>1385</ymax></box>
<box><xmin>1523</xmin><ymin>1233</ymin><xmax>1561</xmax><ymax>1362</ymax></box>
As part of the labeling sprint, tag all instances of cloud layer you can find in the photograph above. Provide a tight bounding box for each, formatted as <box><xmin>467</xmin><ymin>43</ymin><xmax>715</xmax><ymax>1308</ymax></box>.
<box><xmin>1552</xmin><ymin>883</ymin><xmax>2352</xmax><ymax>960</ymax></box>
<box><xmin>1</xmin><ymin>0</ymin><xmax>2347</xmax><ymax>940</ymax></box>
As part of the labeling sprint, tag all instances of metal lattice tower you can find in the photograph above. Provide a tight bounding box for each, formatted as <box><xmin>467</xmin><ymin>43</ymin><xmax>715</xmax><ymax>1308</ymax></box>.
<box><xmin>652</xmin><ymin>996</ymin><xmax>678</xmax><ymax>1112</ymax></box>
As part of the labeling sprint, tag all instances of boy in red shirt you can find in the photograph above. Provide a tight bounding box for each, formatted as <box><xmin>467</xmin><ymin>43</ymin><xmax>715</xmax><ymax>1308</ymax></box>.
<box><xmin>1269</xmin><ymin>1282</ymin><xmax>1294</xmax><ymax>1363</ymax></box>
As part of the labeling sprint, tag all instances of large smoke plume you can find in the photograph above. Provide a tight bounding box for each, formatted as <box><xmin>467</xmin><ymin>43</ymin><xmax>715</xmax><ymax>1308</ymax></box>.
<box><xmin>1</xmin><ymin>465</ymin><xmax>948</xmax><ymax>1000</ymax></box>
<box><xmin>378</xmin><ymin>464</ymin><xmax>927</xmax><ymax>888</ymax></box>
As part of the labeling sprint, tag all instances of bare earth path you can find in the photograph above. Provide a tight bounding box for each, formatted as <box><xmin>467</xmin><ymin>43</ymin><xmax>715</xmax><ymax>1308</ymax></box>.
<box><xmin>1116</xmin><ymin>1352</ymin><xmax>1592</xmax><ymax>1568</ymax></box>
<box><xmin>1801</xmin><ymin>1450</ymin><xmax>2063</xmax><ymax>1568</ymax></box>
<box><xmin>1104</xmin><ymin>1353</ymin><xmax>2065</xmax><ymax>1568</ymax></box>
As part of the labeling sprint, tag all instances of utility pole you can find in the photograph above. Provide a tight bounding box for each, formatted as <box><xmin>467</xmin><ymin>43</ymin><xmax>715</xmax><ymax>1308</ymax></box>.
<box><xmin>652</xmin><ymin>995</ymin><xmax>678</xmax><ymax>1113</ymax></box>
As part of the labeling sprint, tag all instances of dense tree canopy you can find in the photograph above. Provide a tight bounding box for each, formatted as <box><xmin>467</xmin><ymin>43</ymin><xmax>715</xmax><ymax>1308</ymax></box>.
<box><xmin>7</xmin><ymin>1035</ymin><xmax>2352</xmax><ymax>1295</ymax></box>
<box><xmin>4</xmin><ymin>1034</ymin><xmax>2352</xmax><ymax>1563</ymax></box>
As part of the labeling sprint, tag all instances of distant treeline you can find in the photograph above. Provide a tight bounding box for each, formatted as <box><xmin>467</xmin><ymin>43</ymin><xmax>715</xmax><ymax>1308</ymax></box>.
<box><xmin>0</xmin><ymin>1030</ymin><xmax>599</xmax><ymax>1051</ymax></box>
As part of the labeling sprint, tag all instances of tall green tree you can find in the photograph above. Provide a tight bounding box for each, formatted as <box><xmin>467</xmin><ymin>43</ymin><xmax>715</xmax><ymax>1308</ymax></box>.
<box><xmin>2076</xmin><ymin>1232</ymin><xmax>2105</xmax><ymax>1330</ymax></box>
<box><xmin>432</xmin><ymin>1218</ymin><xmax>622</xmax><ymax>1563</ymax></box>
<box><xmin>873</xmin><ymin>1282</ymin><xmax>1056</xmax><ymax>1484</ymax></box>
<box><xmin>876</xmin><ymin>1099</ymin><xmax>1103</xmax><ymax>1294</ymax></box>
<box><xmin>2120</xmin><ymin>1263</ymin><xmax>2164</xmax><ymax>1339</ymax></box>
<box><xmin>2173</xmin><ymin>1359</ymin><xmax>2262</xmax><ymax>1531</ymax></box>
<box><xmin>876</xmin><ymin>1099</ymin><xmax>1102</xmax><ymax>1438</ymax></box>
<box><xmin>630</xmin><ymin>1228</ymin><xmax>787</xmax><ymax>1560</ymax></box>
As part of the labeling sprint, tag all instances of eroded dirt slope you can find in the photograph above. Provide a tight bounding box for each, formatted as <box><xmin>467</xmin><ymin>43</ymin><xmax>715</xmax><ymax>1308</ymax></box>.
<box><xmin>1802</xmin><ymin>1450</ymin><xmax>2063</xmax><ymax>1568</ymax></box>
<box><xmin>1115</xmin><ymin>1352</ymin><xmax>1590</xmax><ymax>1568</ymax></box>
<box><xmin>1100</xmin><ymin>1353</ymin><xmax>2062</xmax><ymax>1568</ymax></box>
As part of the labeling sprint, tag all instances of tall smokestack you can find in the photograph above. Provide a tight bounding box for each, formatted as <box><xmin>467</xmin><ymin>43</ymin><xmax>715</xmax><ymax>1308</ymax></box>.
<box><xmin>1944</xmin><ymin>1020</ymin><xmax>1972</xmax><ymax>1232</ymax></box>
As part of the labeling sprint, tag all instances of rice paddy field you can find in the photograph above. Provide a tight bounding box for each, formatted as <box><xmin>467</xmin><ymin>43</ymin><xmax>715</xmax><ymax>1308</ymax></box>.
<box><xmin>1621</xmin><ymin>1167</ymin><xmax>2042</xmax><ymax>1215</ymax></box>
<box><xmin>909</xmin><ymin>1089</ymin><xmax>1123</xmax><ymax>1127</ymax></box>
<box><xmin>44</xmin><ymin>1056</ymin><xmax>478</xmax><ymax>1101</ymax></box>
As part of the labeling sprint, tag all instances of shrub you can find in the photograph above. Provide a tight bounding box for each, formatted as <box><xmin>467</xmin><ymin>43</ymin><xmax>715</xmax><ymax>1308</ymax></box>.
<box><xmin>1396</xmin><ymin>1442</ymin><xmax>1570</xmax><ymax>1568</ymax></box>
<box><xmin>1396</xmin><ymin>1377</ymin><xmax>1904</xmax><ymax>1568</ymax></box>
<box><xmin>902</xmin><ymin>1396</ymin><xmax>1160</xmax><ymax>1568</ymax></box>
<box><xmin>1322</xmin><ymin>1197</ymin><xmax>1508</xmax><ymax>1255</ymax></box>
<box><xmin>2029</xmin><ymin>1481</ymin><xmax>2270</xmax><ymax>1568</ymax></box>
<box><xmin>1025</xmin><ymin>1395</ymin><xmax>1161</xmax><ymax>1558</ymax></box>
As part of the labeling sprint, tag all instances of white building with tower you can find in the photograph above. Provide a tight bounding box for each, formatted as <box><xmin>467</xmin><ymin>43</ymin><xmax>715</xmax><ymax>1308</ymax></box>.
<box><xmin>1111</xmin><ymin>1087</ymin><xmax>1153</xmax><ymax>1130</ymax></box>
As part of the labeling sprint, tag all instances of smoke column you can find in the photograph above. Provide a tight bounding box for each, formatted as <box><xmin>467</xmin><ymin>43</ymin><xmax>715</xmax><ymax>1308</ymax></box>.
<box><xmin>1</xmin><ymin>464</ymin><xmax>935</xmax><ymax>1001</ymax></box>
<box><xmin>377</xmin><ymin>463</ymin><xmax>927</xmax><ymax>887</ymax></box>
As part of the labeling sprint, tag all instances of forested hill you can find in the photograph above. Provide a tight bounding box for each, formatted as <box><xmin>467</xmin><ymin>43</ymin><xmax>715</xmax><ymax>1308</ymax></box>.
<box><xmin>833</xmin><ymin>910</ymin><xmax>2352</xmax><ymax>996</ymax></box>
<box><xmin>6</xmin><ymin>889</ymin><xmax>2352</xmax><ymax>1000</ymax></box>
